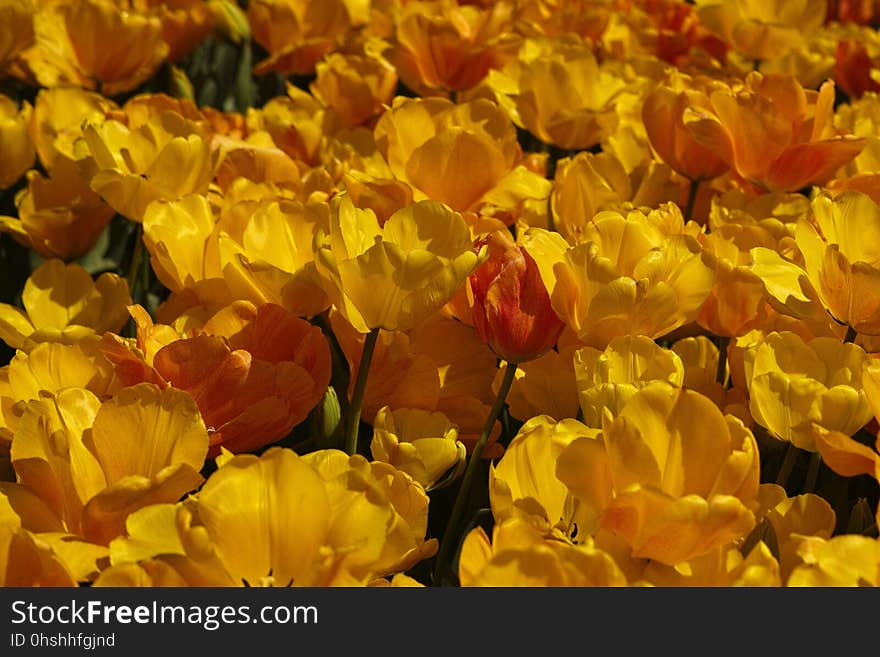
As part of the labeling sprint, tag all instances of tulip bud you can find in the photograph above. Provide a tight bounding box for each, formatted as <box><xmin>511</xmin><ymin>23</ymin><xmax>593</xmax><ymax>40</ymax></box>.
<box><xmin>469</xmin><ymin>230</ymin><xmax>564</xmax><ymax>364</ymax></box>
<box><xmin>209</xmin><ymin>0</ymin><xmax>251</xmax><ymax>43</ymax></box>
<box><xmin>310</xmin><ymin>386</ymin><xmax>343</xmax><ymax>450</ymax></box>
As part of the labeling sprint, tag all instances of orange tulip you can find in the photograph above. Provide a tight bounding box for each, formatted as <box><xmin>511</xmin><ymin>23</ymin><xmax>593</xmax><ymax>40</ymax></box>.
<box><xmin>470</xmin><ymin>229</ymin><xmax>564</xmax><ymax>363</ymax></box>
<box><xmin>102</xmin><ymin>303</ymin><xmax>332</xmax><ymax>455</ymax></box>
<box><xmin>685</xmin><ymin>72</ymin><xmax>865</xmax><ymax>192</ymax></box>
<box><xmin>642</xmin><ymin>73</ymin><xmax>729</xmax><ymax>182</ymax></box>
<box><xmin>248</xmin><ymin>0</ymin><xmax>351</xmax><ymax>76</ymax></box>
<box><xmin>389</xmin><ymin>0</ymin><xmax>519</xmax><ymax>97</ymax></box>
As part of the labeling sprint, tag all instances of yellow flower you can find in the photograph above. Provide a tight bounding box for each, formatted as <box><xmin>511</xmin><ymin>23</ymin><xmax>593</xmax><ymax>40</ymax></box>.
<box><xmin>316</xmin><ymin>194</ymin><xmax>482</xmax><ymax>333</ymax></box>
<box><xmin>0</xmin><ymin>158</ymin><xmax>115</xmax><ymax>260</ymax></box>
<box><xmin>0</xmin><ymin>94</ymin><xmax>34</xmax><ymax>190</ymax></box>
<box><xmin>743</xmin><ymin>331</ymin><xmax>873</xmax><ymax>450</ymax></box>
<box><xmin>550</xmin><ymin>151</ymin><xmax>632</xmax><ymax>244</ymax></box>
<box><xmin>78</xmin><ymin>110</ymin><xmax>220</xmax><ymax>222</ymax></box>
<box><xmin>597</xmin><ymin>383</ymin><xmax>760</xmax><ymax>565</ymax></box>
<box><xmin>641</xmin><ymin>542</ymin><xmax>781</xmax><ymax>587</ymax></box>
<box><xmin>0</xmin><ymin>492</ymin><xmax>76</xmax><ymax>586</ymax></box>
<box><xmin>459</xmin><ymin>517</ymin><xmax>627</xmax><ymax>587</ymax></box>
<box><xmin>788</xmin><ymin>535</ymin><xmax>880</xmax><ymax>586</ymax></box>
<box><xmin>754</xmin><ymin>483</ymin><xmax>836</xmax><ymax>582</ymax></box>
<box><xmin>483</xmin><ymin>36</ymin><xmax>626</xmax><ymax>150</ymax></box>
<box><xmin>31</xmin><ymin>0</ymin><xmax>169</xmax><ymax>96</ymax></box>
<box><xmin>574</xmin><ymin>335</ymin><xmax>685</xmax><ymax>428</ymax></box>
<box><xmin>0</xmin><ymin>259</ymin><xmax>130</xmax><ymax>351</ymax></box>
<box><xmin>5</xmin><ymin>340</ymin><xmax>119</xmax><ymax>404</ymax></box>
<box><xmin>0</xmin><ymin>0</ymin><xmax>34</xmax><ymax>74</ymax></box>
<box><xmin>141</xmin><ymin>193</ymin><xmax>228</xmax><ymax>305</ymax></box>
<box><xmin>106</xmin><ymin>448</ymin><xmax>435</xmax><ymax>586</ymax></box>
<box><xmin>490</xmin><ymin>416</ymin><xmax>591</xmax><ymax>535</ymax></box>
<box><xmin>10</xmin><ymin>383</ymin><xmax>208</xmax><ymax>546</ymax></box>
<box><xmin>28</xmin><ymin>86</ymin><xmax>117</xmax><ymax>171</ymax></box>
<box><xmin>370</xmin><ymin>406</ymin><xmax>465</xmax><ymax>491</ymax></box>
<box><xmin>248</xmin><ymin>0</ymin><xmax>351</xmax><ymax>76</ymax></box>
<box><xmin>496</xmin><ymin>345</ymin><xmax>579</xmax><ymax>422</ymax></box>
<box><xmin>796</xmin><ymin>191</ymin><xmax>880</xmax><ymax>334</ymax></box>
<box><xmin>551</xmin><ymin>205</ymin><xmax>715</xmax><ymax>348</ymax></box>
<box><xmin>695</xmin><ymin>0</ymin><xmax>827</xmax><ymax>61</ymax></box>
<box><xmin>373</xmin><ymin>96</ymin><xmax>550</xmax><ymax>219</ymax></box>
<box><xmin>311</xmin><ymin>50</ymin><xmax>397</xmax><ymax>128</ymax></box>
<box><xmin>216</xmin><ymin>194</ymin><xmax>330</xmax><ymax>318</ymax></box>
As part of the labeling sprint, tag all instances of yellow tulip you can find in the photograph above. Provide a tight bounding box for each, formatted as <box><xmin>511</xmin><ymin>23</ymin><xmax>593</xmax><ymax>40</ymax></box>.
<box><xmin>107</xmin><ymin>448</ymin><xmax>435</xmax><ymax>586</ymax></box>
<box><xmin>78</xmin><ymin>110</ymin><xmax>220</xmax><ymax>222</ymax></box>
<box><xmin>574</xmin><ymin>335</ymin><xmax>685</xmax><ymax>428</ymax></box>
<box><xmin>28</xmin><ymin>86</ymin><xmax>117</xmax><ymax>171</ymax></box>
<box><xmin>31</xmin><ymin>0</ymin><xmax>169</xmax><ymax>96</ymax></box>
<box><xmin>311</xmin><ymin>51</ymin><xmax>397</xmax><ymax>128</ymax></box>
<box><xmin>141</xmin><ymin>193</ymin><xmax>227</xmax><ymax>302</ymax></box>
<box><xmin>370</xmin><ymin>406</ymin><xmax>465</xmax><ymax>491</ymax></box>
<box><xmin>10</xmin><ymin>383</ymin><xmax>208</xmax><ymax>546</ymax></box>
<box><xmin>551</xmin><ymin>205</ymin><xmax>715</xmax><ymax>348</ymax></box>
<box><xmin>788</xmin><ymin>535</ymin><xmax>880</xmax><ymax>586</ymax></box>
<box><xmin>641</xmin><ymin>542</ymin><xmax>781</xmax><ymax>587</ymax></box>
<box><xmin>754</xmin><ymin>483</ymin><xmax>836</xmax><ymax>582</ymax></box>
<box><xmin>217</xmin><ymin>194</ymin><xmax>330</xmax><ymax>318</ymax></box>
<box><xmin>252</xmin><ymin>85</ymin><xmax>333</xmax><ymax>167</ymax></box>
<box><xmin>0</xmin><ymin>520</ymin><xmax>76</xmax><ymax>586</ymax></box>
<box><xmin>672</xmin><ymin>335</ymin><xmax>752</xmax><ymax>426</ymax></box>
<box><xmin>796</xmin><ymin>191</ymin><xmax>880</xmax><ymax>335</ymax></box>
<box><xmin>483</xmin><ymin>36</ymin><xmax>626</xmax><ymax>150</ymax></box>
<box><xmin>459</xmin><ymin>517</ymin><xmax>628</xmax><ymax>587</ymax></box>
<box><xmin>743</xmin><ymin>331</ymin><xmax>873</xmax><ymax>450</ymax></box>
<box><xmin>316</xmin><ymin>194</ymin><xmax>482</xmax><ymax>333</ymax></box>
<box><xmin>0</xmin><ymin>158</ymin><xmax>115</xmax><ymax>260</ymax></box>
<box><xmin>490</xmin><ymin>416</ymin><xmax>593</xmax><ymax>535</ymax></box>
<box><xmin>0</xmin><ymin>259</ymin><xmax>130</xmax><ymax>351</ymax></box>
<box><xmin>0</xmin><ymin>0</ymin><xmax>33</xmax><ymax>74</ymax></box>
<box><xmin>550</xmin><ymin>151</ymin><xmax>631</xmax><ymax>244</ymax></box>
<box><xmin>6</xmin><ymin>340</ymin><xmax>119</xmax><ymax>403</ymax></box>
<box><xmin>496</xmin><ymin>345</ymin><xmax>579</xmax><ymax>422</ymax></box>
<box><xmin>695</xmin><ymin>0</ymin><xmax>827</xmax><ymax>61</ymax></box>
<box><xmin>373</xmin><ymin>96</ymin><xmax>550</xmax><ymax>218</ymax></box>
<box><xmin>598</xmin><ymin>383</ymin><xmax>760</xmax><ymax>565</ymax></box>
<box><xmin>0</xmin><ymin>94</ymin><xmax>34</xmax><ymax>189</ymax></box>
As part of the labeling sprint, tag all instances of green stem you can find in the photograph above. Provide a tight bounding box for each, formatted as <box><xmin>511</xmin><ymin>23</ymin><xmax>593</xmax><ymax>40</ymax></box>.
<box><xmin>684</xmin><ymin>178</ymin><xmax>701</xmax><ymax>221</ymax></box>
<box><xmin>775</xmin><ymin>443</ymin><xmax>799</xmax><ymax>489</ymax></box>
<box><xmin>803</xmin><ymin>452</ymin><xmax>821</xmax><ymax>494</ymax></box>
<box><xmin>433</xmin><ymin>360</ymin><xmax>518</xmax><ymax>586</ymax></box>
<box><xmin>844</xmin><ymin>325</ymin><xmax>858</xmax><ymax>344</ymax></box>
<box><xmin>343</xmin><ymin>328</ymin><xmax>379</xmax><ymax>456</ymax></box>
<box><xmin>716</xmin><ymin>336</ymin><xmax>730</xmax><ymax>387</ymax></box>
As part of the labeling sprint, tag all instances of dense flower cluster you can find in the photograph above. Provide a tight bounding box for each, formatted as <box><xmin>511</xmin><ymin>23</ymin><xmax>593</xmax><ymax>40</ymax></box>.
<box><xmin>1</xmin><ymin>0</ymin><xmax>879</xmax><ymax>588</ymax></box>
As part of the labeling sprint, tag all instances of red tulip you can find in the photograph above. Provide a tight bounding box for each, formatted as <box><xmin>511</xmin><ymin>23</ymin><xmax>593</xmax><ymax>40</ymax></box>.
<box><xmin>469</xmin><ymin>230</ymin><xmax>564</xmax><ymax>364</ymax></box>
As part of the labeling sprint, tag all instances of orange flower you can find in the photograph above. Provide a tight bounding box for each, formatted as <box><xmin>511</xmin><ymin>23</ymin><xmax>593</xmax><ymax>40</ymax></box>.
<box><xmin>684</xmin><ymin>72</ymin><xmax>865</xmax><ymax>192</ymax></box>
<box><xmin>389</xmin><ymin>0</ymin><xmax>519</xmax><ymax>97</ymax></box>
<box><xmin>311</xmin><ymin>51</ymin><xmax>397</xmax><ymax>128</ymax></box>
<box><xmin>248</xmin><ymin>0</ymin><xmax>351</xmax><ymax>76</ymax></box>
<box><xmin>102</xmin><ymin>303</ymin><xmax>331</xmax><ymax>455</ymax></box>
<box><xmin>642</xmin><ymin>73</ymin><xmax>729</xmax><ymax>182</ymax></box>
<box><xmin>470</xmin><ymin>229</ymin><xmax>564</xmax><ymax>364</ymax></box>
